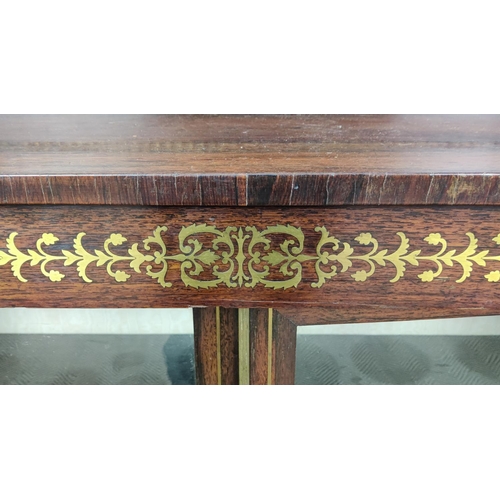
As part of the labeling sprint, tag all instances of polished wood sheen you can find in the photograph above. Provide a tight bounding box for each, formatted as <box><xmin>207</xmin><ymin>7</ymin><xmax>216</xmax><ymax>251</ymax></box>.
<box><xmin>193</xmin><ymin>307</ymin><xmax>297</xmax><ymax>385</ymax></box>
<box><xmin>2</xmin><ymin>115</ymin><xmax>500</xmax><ymax>384</ymax></box>
<box><xmin>1</xmin><ymin>205</ymin><xmax>500</xmax><ymax>315</ymax></box>
<box><xmin>193</xmin><ymin>307</ymin><xmax>239</xmax><ymax>385</ymax></box>
<box><xmin>2</xmin><ymin>115</ymin><xmax>500</xmax><ymax>206</ymax></box>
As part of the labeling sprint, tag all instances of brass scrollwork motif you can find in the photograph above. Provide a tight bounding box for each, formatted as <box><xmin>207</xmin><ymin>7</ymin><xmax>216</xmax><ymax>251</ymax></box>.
<box><xmin>2</xmin><ymin>225</ymin><xmax>500</xmax><ymax>288</ymax></box>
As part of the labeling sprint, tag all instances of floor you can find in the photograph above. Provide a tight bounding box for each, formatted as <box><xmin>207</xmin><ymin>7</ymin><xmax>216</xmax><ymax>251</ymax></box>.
<box><xmin>295</xmin><ymin>334</ymin><xmax>500</xmax><ymax>384</ymax></box>
<box><xmin>1</xmin><ymin>333</ymin><xmax>500</xmax><ymax>384</ymax></box>
<box><xmin>0</xmin><ymin>335</ymin><xmax>195</xmax><ymax>385</ymax></box>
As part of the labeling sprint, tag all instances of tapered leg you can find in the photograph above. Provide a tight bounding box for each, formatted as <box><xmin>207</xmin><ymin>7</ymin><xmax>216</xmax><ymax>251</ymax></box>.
<box><xmin>193</xmin><ymin>307</ymin><xmax>297</xmax><ymax>385</ymax></box>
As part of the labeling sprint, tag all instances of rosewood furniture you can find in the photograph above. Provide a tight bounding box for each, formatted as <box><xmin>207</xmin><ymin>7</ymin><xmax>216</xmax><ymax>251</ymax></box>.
<box><xmin>1</xmin><ymin>115</ymin><xmax>500</xmax><ymax>384</ymax></box>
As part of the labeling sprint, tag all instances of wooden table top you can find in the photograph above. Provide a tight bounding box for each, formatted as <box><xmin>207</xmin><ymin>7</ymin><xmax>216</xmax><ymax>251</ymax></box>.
<box><xmin>1</xmin><ymin>114</ymin><xmax>500</xmax><ymax>206</ymax></box>
<box><xmin>3</xmin><ymin>115</ymin><xmax>500</xmax><ymax>385</ymax></box>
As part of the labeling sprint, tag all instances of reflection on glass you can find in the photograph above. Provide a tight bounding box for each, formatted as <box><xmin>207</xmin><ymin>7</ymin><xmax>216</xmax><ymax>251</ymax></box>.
<box><xmin>296</xmin><ymin>316</ymin><xmax>500</xmax><ymax>384</ymax></box>
<box><xmin>0</xmin><ymin>308</ymin><xmax>195</xmax><ymax>385</ymax></box>
<box><xmin>3</xmin><ymin>310</ymin><xmax>500</xmax><ymax>385</ymax></box>
<box><xmin>0</xmin><ymin>334</ymin><xmax>195</xmax><ymax>385</ymax></box>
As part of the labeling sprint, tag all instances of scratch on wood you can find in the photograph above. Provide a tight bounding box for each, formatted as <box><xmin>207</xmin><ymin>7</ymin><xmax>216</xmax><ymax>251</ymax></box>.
<box><xmin>365</xmin><ymin>176</ymin><xmax>372</xmax><ymax>203</ymax></box>
<box><xmin>93</xmin><ymin>177</ymin><xmax>100</xmax><ymax>204</ymax></box>
<box><xmin>47</xmin><ymin>177</ymin><xmax>54</xmax><ymax>202</ymax></box>
<box><xmin>7</xmin><ymin>177</ymin><xmax>14</xmax><ymax>200</ymax></box>
<box><xmin>484</xmin><ymin>176</ymin><xmax>493</xmax><ymax>204</ymax></box>
<box><xmin>152</xmin><ymin>175</ymin><xmax>159</xmax><ymax>205</ymax></box>
<box><xmin>451</xmin><ymin>175</ymin><xmax>460</xmax><ymax>204</ymax></box>
<box><xmin>76</xmin><ymin>177</ymin><xmax>81</xmax><ymax>201</ymax></box>
<box><xmin>378</xmin><ymin>175</ymin><xmax>388</xmax><ymax>205</ymax></box>
<box><xmin>22</xmin><ymin>178</ymin><xmax>29</xmax><ymax>203</ymax></box>
<box><xmin>352</xmin><ymin>177</ymin><xmax>358</xmax><ymax>204</ymax></box>
<box><xmin>425</xmin><ymin>175</ymin><xmax>435</xmax><ymax>204</ymax></box>
<box><xmin>288</xmin><ymin>174</ymin><xmax>295</xmax><ymax>205</ymax></box>
<box><xmin>70</xmin><ymin>181</ymin><xmax>76</xmax><ymax>204</ymax></box>
<box><xmin>39</xmin><ymin>177</ymin><xmax>47</xmax><ymax>203</ymax></box>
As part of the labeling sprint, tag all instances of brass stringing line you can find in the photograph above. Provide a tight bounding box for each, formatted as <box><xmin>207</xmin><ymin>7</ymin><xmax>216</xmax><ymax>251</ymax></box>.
<box><xmin>4</xmin><ymin>226</ymin><xmax>500</xmax><ymax>286</ymax></box>
<box><xmin>216</xmin><ymin>306</ymin><xmax>221</xmax><ymax>386</ymax></box>
<box><xmin>238</xmin><ymin>308</ymin><xmax>250</xmax><ymax>385</ymax></box>
<box><xmin>267</xmin><ymin>308</ymin><xmax>273</xmax><ymax>385</ymax></box>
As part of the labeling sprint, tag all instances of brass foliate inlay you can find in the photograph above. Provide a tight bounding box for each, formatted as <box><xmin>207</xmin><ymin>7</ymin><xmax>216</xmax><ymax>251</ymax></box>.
<box><xmin>1</xmin><ymin>225</ymin><xmax>500</xmax><ymax>288</ymax></box>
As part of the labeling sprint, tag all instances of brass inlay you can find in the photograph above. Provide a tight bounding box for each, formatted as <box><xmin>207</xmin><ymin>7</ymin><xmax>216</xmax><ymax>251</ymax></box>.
<box><xmin>3</xmin><ymin>226</ymin><xmax>500</xmax><ymax>287</ymax></box>
<box><xmin>238</xmin><ymin>308</ymin><xmax>250</xmax><ymax>385</ymax></box>
<box><xmin>216</xmin><ymin>306</ymin><xmax>221</xmax><ymax>386</ymax></box>
<box><xmin>267</xmin><ymin>308</ymin><xmax>273</xmax><ymax>385</ymax></box>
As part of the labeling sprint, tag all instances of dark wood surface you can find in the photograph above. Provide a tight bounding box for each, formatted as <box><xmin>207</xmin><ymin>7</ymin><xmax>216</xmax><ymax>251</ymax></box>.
<box><xmin>249</xmin><ymin>309</ymin><xmax>297</xmax><ymax>385</ymax></box>
<box><xmin>193</xmin><ymin>307</ymin><xmax>239</xmax><ymax>385</ymax></box>
<box><xmin>192</xmin><ymin>307</ymin><xmax>218</xmax><ymax>385</ymax></box>
<box><xmin>2</xmin><ymin>115</ymin><xmax>500</xmax><ymax>206</ymax></box>
<box><xmin>278</xmin><ymin>306</ymin><xmax>500</xmax><ymax>326</ymax></box>
<box><xmin>270</xmin><ymin>310</ymin><xmax>297</xmax><ymax>385</ymax></box>
<box><xmin>193</xmin><ymin>307</ymin><xmax>296</xmax><ymax>385</ymax></box>
<box><xmin>1</xmin><ymin>204</ymin><xmax>500</xmax><ymax>320</ymax></box>
<box><xmin>3</xmin><ymin>114</ymin><xmax>500</xmax><ymax>384</ymax></box>
<box><xmin>249</xmin><ymin>309</ymin><xmax>270</xmax><ymax>384</ymax></box>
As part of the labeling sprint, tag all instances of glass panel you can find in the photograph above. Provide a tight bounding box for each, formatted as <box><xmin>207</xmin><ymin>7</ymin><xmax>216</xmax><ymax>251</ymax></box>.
<box><xmin>0</xmin><ymin>309</ymin><xmax>195</xmax><ymax>385</ymax></box>
<box><xmin>295</xmin><ymin>316</ymin><xmax>500</xmax><ymax>385</ymax></box>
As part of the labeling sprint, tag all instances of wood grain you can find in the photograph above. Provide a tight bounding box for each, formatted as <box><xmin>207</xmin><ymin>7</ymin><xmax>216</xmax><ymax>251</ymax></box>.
<box><xmin>3</xmin><ymin>115</ymin><xmax>500</xmax><ymax>385</ymax></box>
<box><xmin>193</xmin><ymin>308</ymin><xmax>218</xmax><ymax>385</ymax></box>
<box><xmin>194</xmin><ymin>307</ymin><xmax>297</xmax><ymax>385</ymax></box>
<box><xmin>272</xmin><ymin>310</ymin><xmax>297</xmax><ymax>385</ymax></box>
<box><xmin>249</xmin><ymin>309</ymin><xmax>270</xmax><ymax>384</ymax></box>
<box><xmin>218</xmin><ymin>307</ymin><xmax>239</xmax><ymax>384</ymax></box>
<box><xmin>193</xmin><ymin>307</ymin><xmax>239</xmax><ymax>385</ymax></box>
<box><xmin>278</xmin><ymin>306</ymin><xmax>500</xmax><ymax>326</ymax></box>
<box><xmin>3</xmin><ymin>115</ymin><xmax>500</xmax><ymax>206</ymax></box>
<box><xmin>249</xmin><ymin>309</ymin><xmax>297</xmax><ymax>385</ymax></box>
<box><xmin>2</xmin><ymin>205</ymin><xmax>500</xmax><ymax>324</ymax></box>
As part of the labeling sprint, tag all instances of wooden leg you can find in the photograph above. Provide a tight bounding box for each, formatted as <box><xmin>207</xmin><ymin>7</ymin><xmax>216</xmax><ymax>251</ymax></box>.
<box><xmin>193</xmin><ymin>307</ymin><xmax>239</xmax><ymax>385</ymax></box>
<box><xmin>193</xmin><ymin>307</ymin><xmax>297</xmax><ymax>385</ymax></box>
